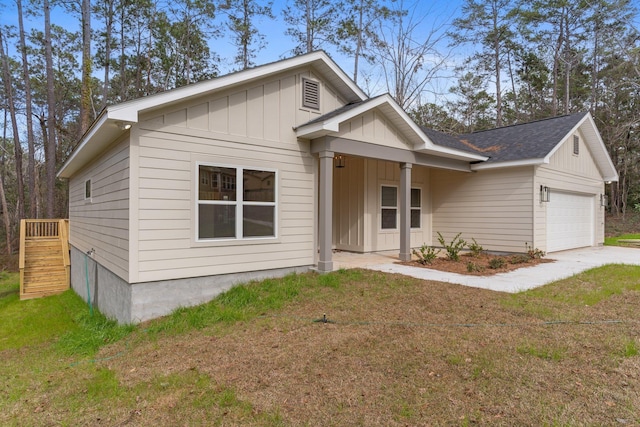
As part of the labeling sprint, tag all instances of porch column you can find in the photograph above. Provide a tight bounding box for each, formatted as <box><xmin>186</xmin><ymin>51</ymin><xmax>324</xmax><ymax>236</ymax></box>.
<box><xmin>399</xmin><ymin>162</ymin><xmax>412</xmax><ymax>261</ymax></box>
<box><xmin>318</xmin><ymin>150</ymin><xmax>334</xmax><ymax>272</ymax></box>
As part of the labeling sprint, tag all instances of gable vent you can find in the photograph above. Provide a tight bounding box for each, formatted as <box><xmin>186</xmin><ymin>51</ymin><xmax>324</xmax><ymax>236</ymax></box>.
<box><xmin>302</xmin><ymin>78</ymin><xmax>320</xmax><ymax>110</ymax></box>
<box><xmin>573</xmin><ymin>135</ymin><xmax>579</xmax><ymax>155</ymax></box>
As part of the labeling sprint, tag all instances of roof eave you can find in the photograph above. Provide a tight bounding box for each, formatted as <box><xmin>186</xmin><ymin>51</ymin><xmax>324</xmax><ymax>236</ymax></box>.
<box><xmin>58</xmin><ymin>113</ymin><xmax>117</xmax><ymax>179</ymax></box>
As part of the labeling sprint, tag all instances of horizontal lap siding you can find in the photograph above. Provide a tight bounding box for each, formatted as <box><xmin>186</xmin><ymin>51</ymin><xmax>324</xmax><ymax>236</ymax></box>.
<box><xmin>431</xmin><ymin>167</ymin><xmax>534</xmax><ymax>253</ymax></box>
<box><xmin>132</xmin><ymin>68</ymin><xmax>334</xmax><ymax>282</ymax></box>
<box><xmin>69</xmin><ymin>138</ymin><xmax>130</xmax><ymax>281</ymax></box>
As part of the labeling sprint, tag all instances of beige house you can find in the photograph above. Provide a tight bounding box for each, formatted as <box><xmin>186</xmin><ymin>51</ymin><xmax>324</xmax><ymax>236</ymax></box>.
<box><xmin>58</xmin><ymin>51</ymin><xmax>618</xmax><ymax>323</ymax></box>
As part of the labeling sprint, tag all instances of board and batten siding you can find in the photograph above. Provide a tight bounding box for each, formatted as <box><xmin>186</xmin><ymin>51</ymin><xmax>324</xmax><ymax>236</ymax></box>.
<box><xmin>362</xmin><ymin>159</ymin><xmax>431</xmax><ymax>252</ymax></box>
<box><xmin>335</xmin><ymin>109</ymin><xmax>412</xmax><ymax>150</ymax></box>
<box><xmin>68</xmin><ymin>137</ymin><xmax>130</xmax><ymax>281</ymax></box>
<box><xmin>130</xmin><ymin>68</ymin><xmax>339</xmax><ymax>282</ymax></box>
<box><xmin>533</xmin><ymin>131</ymin><xmax>605</xmax><ymax>251</ymax></box>
<box><xmin>431</xmin><ymin>167</ymin><xmax>534</xmax><ymax>253</ymax></box>
<box><xmin>333</xmin><ymin>156</ymin><xmax>365</xmax><ymax>251</ymax></box>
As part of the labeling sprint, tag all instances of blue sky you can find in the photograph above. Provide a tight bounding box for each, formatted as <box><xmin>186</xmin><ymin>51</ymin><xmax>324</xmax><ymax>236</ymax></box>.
<box><xmin>0</xmin><ymin>0</ymin><xmax>465</xmax><ymax>100</ymax></box>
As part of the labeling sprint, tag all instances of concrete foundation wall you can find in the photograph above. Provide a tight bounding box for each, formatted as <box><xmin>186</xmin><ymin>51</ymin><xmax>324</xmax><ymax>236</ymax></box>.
<box><xmin>70</xmin><ymin>245</ymin><xmax>311</xmax><ymax>324</ymax></box>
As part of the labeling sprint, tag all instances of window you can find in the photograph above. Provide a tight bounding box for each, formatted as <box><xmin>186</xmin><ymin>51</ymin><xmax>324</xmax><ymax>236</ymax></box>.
<box><xmin>411</xmin><ymin>188</ymin><xmax>421</xmax><ymax>228</ymax></box>
<box><xmin>84</xmin><ymin>179</ymin><xmax>92</xmax><ymax>200</ymax></box>
<box><xmin>573</xmin><ymin>135</ymin><xmax>579</xmax><ymax>155</ymax></box>
<box><xmin>381</xmin><ymin>186</ymin><xmax>397</xmax><ymax>229</ymax></box>
<box><xmin>302</xmin><ymin>78</ymin><xmax>320</xmax><ymax>110</ymax></box>
<box><xmin>197</xmin><ymin>164</ymin><xmax>276</xmax><ymax>240</ymax></box>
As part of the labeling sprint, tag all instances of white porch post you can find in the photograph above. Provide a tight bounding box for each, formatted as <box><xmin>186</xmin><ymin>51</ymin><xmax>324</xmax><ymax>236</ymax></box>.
<box><xmin>399</xmin><ymin>162</ymin><xmax>412</xmax><ymax>261</ymax></box>
<box><xmin>318</xmin><ymin>150</ymin><xmax>334</xmax><ymax>272</ymax></box>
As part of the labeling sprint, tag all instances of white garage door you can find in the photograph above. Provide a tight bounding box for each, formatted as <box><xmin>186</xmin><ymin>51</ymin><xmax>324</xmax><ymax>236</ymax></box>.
<box><xmin>547</xmin><ymin>191</ymin><xmax>594</xmax><ymax>252</ymax></box>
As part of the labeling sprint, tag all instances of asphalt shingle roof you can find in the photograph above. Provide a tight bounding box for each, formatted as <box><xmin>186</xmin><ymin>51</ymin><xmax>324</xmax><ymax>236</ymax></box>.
<box><xmin>425</xmin><ymin>112</ymin><xmax>588</xmax><ymax>163</ymax></box>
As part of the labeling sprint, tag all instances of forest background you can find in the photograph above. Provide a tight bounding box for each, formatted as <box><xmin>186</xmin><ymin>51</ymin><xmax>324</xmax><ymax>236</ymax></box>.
<box><xmin>0</xmin><ymin>0</ymin><xmax>639</xmax><ymax>255</ymax></box>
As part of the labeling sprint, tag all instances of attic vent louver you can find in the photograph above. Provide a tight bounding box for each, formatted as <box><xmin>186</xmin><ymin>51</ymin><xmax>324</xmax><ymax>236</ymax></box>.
<box><xmin>302</xmin><ymin>78</ymin><xmax>320</xmax><ymax>110</ymax></box>
<box><xmin>573</xmin><ymin>135</ymin><xmax>579</xmax><ymax>155</ymax></box>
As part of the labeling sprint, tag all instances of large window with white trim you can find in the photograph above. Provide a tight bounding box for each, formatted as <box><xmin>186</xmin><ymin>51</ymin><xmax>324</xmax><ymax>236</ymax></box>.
<box><xmin>197</xmin><ymin>164</ymin><xmax>276</xmax><ymax>240</ymax></box>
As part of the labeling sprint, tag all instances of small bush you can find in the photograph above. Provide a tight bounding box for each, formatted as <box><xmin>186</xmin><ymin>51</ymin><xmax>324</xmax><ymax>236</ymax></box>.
<box><xmin>437</xmin><ymin>232</ymin><xmax>467</xmax><ymax>262</ymax></box>
<box><xmin>468</xmin><ymin>238</ymin><xmax>484</xmax><ymax>257</ymax></box>
<box><xmin>467</xmin><ymin>261</ymin><xmax>484</xmax><ymax>273</ymax></box>
<box><xmin>488</xmin><ymin>257</ymin><xmax>506</xmax><ymax>269</ymax></box>
<box><xmin>525</xmin><ymin>242</ymin><xmax>546</xmax><ymax>259</ymax></box>
<box><xmin>510</xmin><ymin>254</ymin><xmax>531</xmax><ymax>264</ymax></box>
<box><xmin>412</xmin><ymin>244</ymin><xmax>440</xmax><ymax>265</ymax></box>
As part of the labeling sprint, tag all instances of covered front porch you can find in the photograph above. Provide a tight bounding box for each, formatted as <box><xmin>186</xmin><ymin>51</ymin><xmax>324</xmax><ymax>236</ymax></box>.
<box><xmin>311</xmin><ymin>137</ymin><xmax>479</xmax><ymax>273</ymax></box>
<box><xmin>294</xmin><ymin>94</ymin><xmax>487</xmax><ymax>273</ymax></box>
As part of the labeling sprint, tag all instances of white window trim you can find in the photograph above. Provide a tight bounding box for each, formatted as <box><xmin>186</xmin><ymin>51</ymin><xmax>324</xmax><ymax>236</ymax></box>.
<box><xmin>195</xmin><ymin>162</ymin><xmax>278</xmax><ymax>243</ymax></box>
<box><xmin>411</xmin><ymin>187</ymin><xmax>422</xmax><ymax>230</ymax></box>
<box><xmin>380</xmin><ymin>184</ymin><xmax>398</xmax><ymax>231</ymax></box>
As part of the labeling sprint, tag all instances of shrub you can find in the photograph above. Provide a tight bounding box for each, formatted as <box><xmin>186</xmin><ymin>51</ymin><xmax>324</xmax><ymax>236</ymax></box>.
<box><xmin>525</xmin><ymin>242</ymin><xmax>546</xmax><ymax>259</ymax></box>
<box><xmin>437</xmin><ymin>232</ymin><xmax>466</xmax><ymax>262</ymax></box>
<box><xmin>412</xmin><ymin>244</ymin><xmax>440</xmax><ymax>265</ymax></box>
<box><xmin>467</xmin><ymin>261</ymin><xmax>484</xmax><ymax>272</ymax></box>
<box><xmin>488</xmin><ymin>257</ymin><xmax>506</xmax><ymax>269</ymax></box>
<box><xmin>468</xmin><ymin>238</ymin><xmax>484</xmax><ymax>257</ymax></box>
<box><xmin>510</xmin><ymin>254</ymin><xmax>531</xmax><ymax>264</ymax></box>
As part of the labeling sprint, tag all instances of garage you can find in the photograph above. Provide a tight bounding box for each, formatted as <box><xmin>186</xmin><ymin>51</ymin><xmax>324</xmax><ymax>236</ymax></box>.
<box><xmin>546</xmin><ymin>191</ymin><xmax>595</xmax><ymax>252</ymax></box>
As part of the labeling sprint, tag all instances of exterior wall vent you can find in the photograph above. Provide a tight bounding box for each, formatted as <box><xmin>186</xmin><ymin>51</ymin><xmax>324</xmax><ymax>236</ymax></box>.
<box><xmin>573</xmin><ymin>135</ymin><xmax>579</xmax><ymax>155</ymax></box>
<box><xmin>302</xmin><ymin>78</ymin><xmax>320</xmax><ymax>110</ymax></box>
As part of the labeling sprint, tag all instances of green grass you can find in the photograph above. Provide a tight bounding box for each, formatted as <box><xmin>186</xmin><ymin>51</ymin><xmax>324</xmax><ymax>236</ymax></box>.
<box><xmin>3</xmin><ymin>265</ymin><xmax>640</xmax><ymax>425</ymax></box>
<box><xmin>0</xmin><ymin>273</ymin><xmax>134</xmax><ymax>355</ymax></box>
<box><xmin>502</xmin><ymin>264</ymin><xmax>640</xmax><ymax>318</ymax></box>
<box><xmin>604</xmin><ymin>233</ymin><xmax>640</xmax><ymax>246</ymax></box>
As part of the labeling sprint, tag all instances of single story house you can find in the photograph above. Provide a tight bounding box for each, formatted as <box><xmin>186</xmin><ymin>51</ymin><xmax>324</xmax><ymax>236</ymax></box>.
<box><xmin>57</xmin><ymin>51</ymin><xmax>618</xmax><ymax>323</ymax></box>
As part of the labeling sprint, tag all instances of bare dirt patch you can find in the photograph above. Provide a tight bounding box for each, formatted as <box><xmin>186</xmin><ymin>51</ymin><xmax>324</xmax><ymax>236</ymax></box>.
<box><xmin>401</xmin><ymin>252</ymin><xmax>553</xmax><ymax>275</ymax></box>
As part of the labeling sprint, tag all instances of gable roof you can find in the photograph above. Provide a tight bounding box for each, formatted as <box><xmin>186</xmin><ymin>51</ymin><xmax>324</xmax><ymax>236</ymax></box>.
<box><xmin>58</xmin><ymin>51</ymin><xmax>367</xmax><ymax>178</ymax></box>
<box><xmin>295</xmin><ymin>94</ymin><xmax>488</xmax><ymax>162</ymax></box>
<box><xmin>425</xmin><ymin>112</ymin><xmax>618</xmax><ymax>182</ymax></box>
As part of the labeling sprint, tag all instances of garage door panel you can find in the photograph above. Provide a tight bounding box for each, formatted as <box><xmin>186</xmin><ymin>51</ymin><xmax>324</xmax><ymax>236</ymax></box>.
<box><xmin>547</xmin><ymin>191</ymin><xmax>594</xmax><ymax>252</ymax></box>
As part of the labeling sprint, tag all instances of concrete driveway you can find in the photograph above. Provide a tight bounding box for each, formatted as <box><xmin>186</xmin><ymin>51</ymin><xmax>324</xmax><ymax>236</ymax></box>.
<box><xmin>368</xmin><ymin>246</ymin><xmax>640</xmax><ymax>293</ymax></box>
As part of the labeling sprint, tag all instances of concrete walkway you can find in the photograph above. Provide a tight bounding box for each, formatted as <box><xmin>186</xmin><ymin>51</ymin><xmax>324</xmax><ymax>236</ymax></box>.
<box><xmin>336</xmin><ymin>246</ymin><xmax>640</xmax><ymax>293</ymax></box>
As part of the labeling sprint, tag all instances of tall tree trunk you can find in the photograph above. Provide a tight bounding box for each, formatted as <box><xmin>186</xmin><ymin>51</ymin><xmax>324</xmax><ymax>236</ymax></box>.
<box><xmin>44</xmin><ymin>0</ymin><xmax>57</xmax><ymax>218</ymax></box>
<box><xmin>79</xmin><ymin>0</ymin><xmax>92</xmax><ymax>137</ymax></box>
<box><xmin>305</xmin><ymin>0</ymin><xmax>312</xmax><ymax>53</ymax></box>
<box><xmin>1</xmin><ymin>100</ymin><xmax>11</xmax><ymax>254</ymax></box>
<box><xmin>492</xmin><ymin>4</ymin><xmax>502</xmax><ymax>127</ymax></box>
<box><xmin>17</xmin><ymin>0</ymin><xmax>37</xmax><ymax>218</ymax></box>
<box><xmin>353</xmin><ymin>0</ymin><xmax>364</xmax><ymax>84</ymax></box>
<box><xmin>101</xmin><ymin>0</ymin><xmax>113</xmax><ymax>109</ymax></box>
<box><xmin>0</xmin><ymin>28</ymin><xmax>25</xmax><ymax>222</ymax></box>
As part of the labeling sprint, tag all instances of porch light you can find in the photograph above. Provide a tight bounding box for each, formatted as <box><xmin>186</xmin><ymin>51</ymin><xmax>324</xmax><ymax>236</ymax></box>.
<box><xmin>335</xmin><ymin>155</ymin><xmax>345</xmax><ymax>169</ymax></box>
<box><xmin>600</xmin><ymin>193</ymin><xmax>608</xmax><ymax>207</ymax></box>
<box><xmin>540</xmin><ymin>185</ymin><xmax>550</xmax><ymax>203</ymax></box>
<box><xmin>118</xmin><ymin>121</ymin><xmax>132</xmax><ymax>130</ymax></box>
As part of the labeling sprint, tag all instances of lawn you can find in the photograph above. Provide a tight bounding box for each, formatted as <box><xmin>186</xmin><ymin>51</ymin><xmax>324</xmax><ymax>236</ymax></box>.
<box><xmin>2</xmin><ymin>265</ymin><xmax>640</xmax><ymax>425</ymax></box>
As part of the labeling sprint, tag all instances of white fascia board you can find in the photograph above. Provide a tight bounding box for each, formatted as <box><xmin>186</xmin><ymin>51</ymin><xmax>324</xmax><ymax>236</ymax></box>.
<box><xmin>109</xmin><ymin>51</ymin><xmax>367</xmax><ymax>123</ymax></box>
<box><xmin>471</xmin><ymin>158</ymin><xmax>544</xmax><ymax>171</ymax></box>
